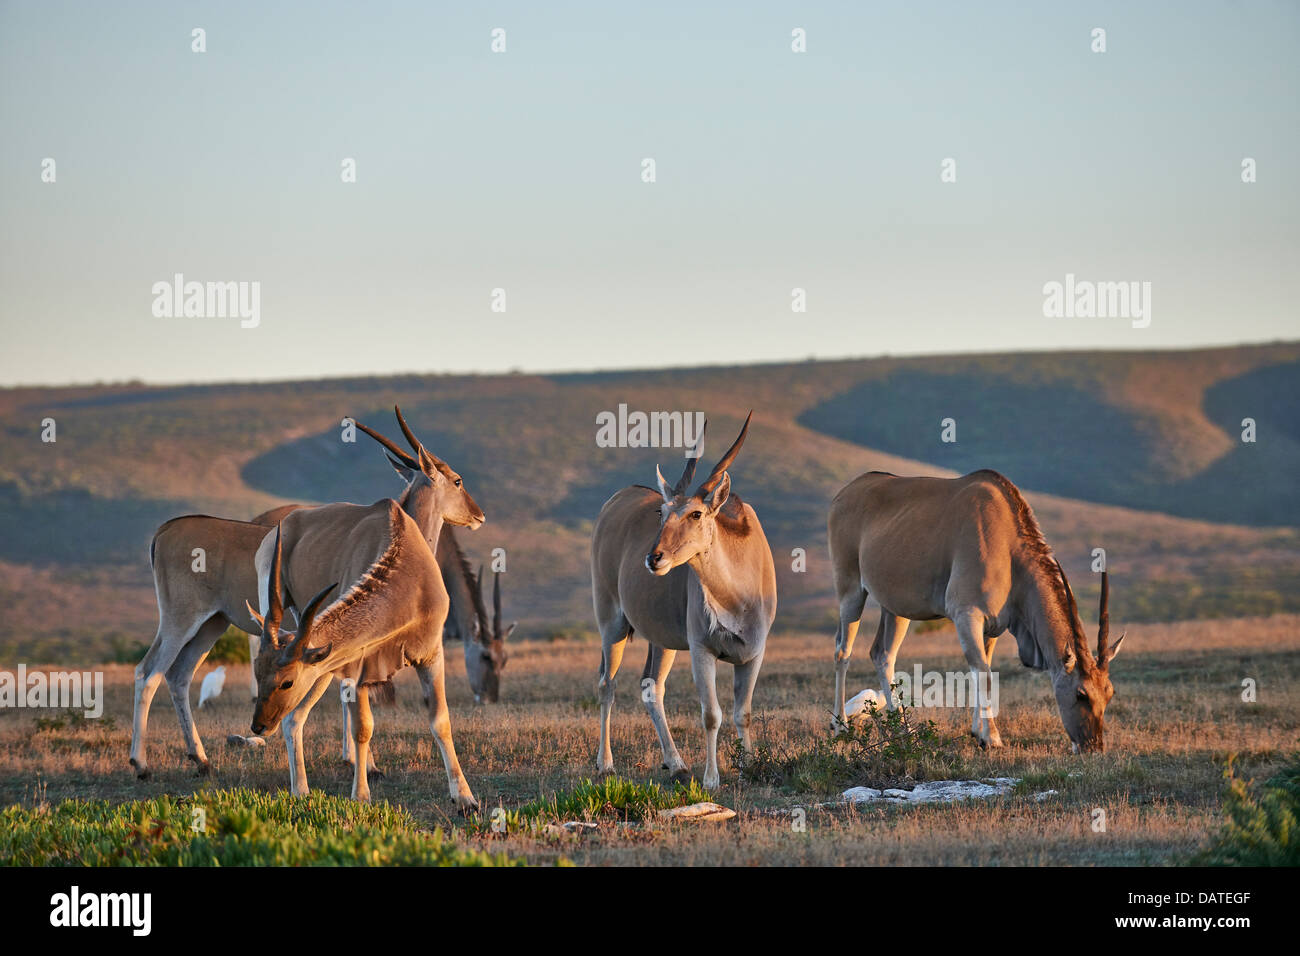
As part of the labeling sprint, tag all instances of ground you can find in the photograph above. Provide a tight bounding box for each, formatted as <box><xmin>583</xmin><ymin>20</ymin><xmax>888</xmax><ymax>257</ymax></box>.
<box><xmin>2</xmin><ymin>615</ymin><xmax>1295</xmax><ymax>866</ymax></box>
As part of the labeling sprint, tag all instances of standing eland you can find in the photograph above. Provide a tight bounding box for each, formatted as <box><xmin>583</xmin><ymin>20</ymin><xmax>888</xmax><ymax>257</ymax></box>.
<box><xmin>590</xmin><ymin>413</ymin><xmax>777</xmax><ymax>789</ymax></box>
<box><xmin>248</xmin><ymin>416</ymin><xmax>485</xmax><ymax>808</ymax></box>
<box><xmin>130</xmin><ymin>503</ymin><xmax>298</xmax><ymax>779</ymax></box>
<box><xmin>827</xmin><ymin>469</ymin><xmax>1125</xmax><ymax>752</ymax></box>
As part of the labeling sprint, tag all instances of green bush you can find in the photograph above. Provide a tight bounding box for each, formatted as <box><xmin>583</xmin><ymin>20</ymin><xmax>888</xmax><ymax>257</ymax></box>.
<box><xmin>1195</xmin><ymin>754</ymin><xmax>1300</xmax><ymax>866</ymax></box>
<box><xmin>471</xmin><ymin>776</ymin><xmax>713</xmax><ymax>836</ymax></box>
<box><xmin>0</xmin><ymin>789</ymin><xmax>524</xmax><ymax>866</ymax></box>
<box><xmin>208</xmin><ymin>625</ymin><xmax>251</xmax><ymax>664</ymax></box>
<box><xmin>730</xmin><ymin>698</ymin><xmax>961</xmax><ymax>794</ymax></box>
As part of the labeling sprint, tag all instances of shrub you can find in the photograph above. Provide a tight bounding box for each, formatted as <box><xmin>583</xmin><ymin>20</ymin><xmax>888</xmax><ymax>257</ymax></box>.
<box><xmin>730</xmin><ymin>700</ymin><xmax>962</xmax><ymax>794</ymax></box>
<box><xmin>1195</xmin><ymin>754</ymin><xmax>1300</xmax><ymax>866</ymax></box>
<box><xmin>207</xmin><ymin>625</ymin><xmax>251</xmax><ymax>664</ymax></box>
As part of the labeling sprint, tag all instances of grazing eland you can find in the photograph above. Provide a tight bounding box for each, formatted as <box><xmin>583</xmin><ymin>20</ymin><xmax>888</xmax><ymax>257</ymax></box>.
<box><xmin>249</xmin><ymin>416</ymin><xmax>485</xmax><ymax>808</ymax></box>
<box><xmin>827</xmin><ymin>469</ymin><xmax>1125</xmax><ymax>752</ymax></box>
<box><xmin>590</xmin><ymin>413</ymin><xmax>777</xmax><ymax>789</ymax></box>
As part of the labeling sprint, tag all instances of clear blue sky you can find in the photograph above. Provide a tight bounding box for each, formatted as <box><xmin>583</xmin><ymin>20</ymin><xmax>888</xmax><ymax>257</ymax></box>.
<box><xmin>1</xmin><ymin>0</ymin><xmax>1296</xmax><ymax>385</ymax></box>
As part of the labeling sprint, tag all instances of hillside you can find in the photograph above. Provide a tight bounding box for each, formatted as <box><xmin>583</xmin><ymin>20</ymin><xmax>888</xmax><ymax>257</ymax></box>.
<box><xmin>0</xmin><ymin>343</ymin><xmax>1297</xmax><ymax>663</ymax></box>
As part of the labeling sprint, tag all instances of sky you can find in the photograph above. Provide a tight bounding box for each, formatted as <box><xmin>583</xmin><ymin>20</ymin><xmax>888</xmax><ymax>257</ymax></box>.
<box><xmin>1</xmin><ymin>0</ymin><xmax>1297</xmax><ymax>386</ymax></box>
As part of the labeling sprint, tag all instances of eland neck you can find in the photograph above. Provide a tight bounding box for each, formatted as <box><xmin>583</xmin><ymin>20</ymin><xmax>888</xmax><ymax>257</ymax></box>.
<box><xmin>686</xmin><ymin>526</ymin><xmax>757</xmax><ymax>631</ymax></box>
<box><xmin>398</xmin><ymin>481</ymin><xmax>445</xmax><ymax>550</ymax></box>
<box><xmin>1011</xmin><ymin>557</ymin><xmax>1094</xmax><ymax>678</ymax></box>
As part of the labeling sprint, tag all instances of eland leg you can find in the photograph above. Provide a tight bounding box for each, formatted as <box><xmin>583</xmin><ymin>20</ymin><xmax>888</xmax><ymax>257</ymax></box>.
<box><xmin>870</xmin><ymin>610</ymin><xmax>911</xmax><ymax>710</ymax></box>
<box><xmin>164</xmin><ymin>615</ymin><xmax>227</xmax><ymax>775</ymax></box>
<box><xmin>339</xmin><ymin>678</ymin><xmax>381</xmax><ymax>774</ymax></box>
<box><xmin>414</xmin><ymin>651</ymin><xmax>478</xmax><ymax>812</ymax></box>
<box><xmin>131</xmin><ymin>613</ymin><xmax>205</xmax><ymax>779</ymax></box>
<box><xmin>348</xmin><ymin>686</ymin><xmax>374</xmax><ymax>802</ymax></box>
<box><xmin>247</xmin><ymin>632</ymin><xmax>259</xmax><ymax>699</ymax></box>
<box><xmin>953</xmin><ymin>608</ymin><xmax>1002</xmax><ymax>748</ymax></box>
<box><xmin>731</xmin><ymin>654</ymin><xmax>764</xmax><ymax>768</ymax></box>
<box><xmin>640</xmin><ymin>643</ymin><xmax>687</xmax><ymax>778</ymax></box>
<box><xmin>281</xmin><ymin>672</ymin><xmax>334</xmax><ymax>795</ymax></box>
<box><xmin>832</xmin><ymin>586</ymin><xmax>868</xmax><ymax>732</ymax></box>
<box><xmin>594</xmin><ymin>609</ymin><xmax>631</xmax><ymax>776</ymax></box>
<box><xmin>688</xmin><ymin>642</ymin><xmax>723</xmax><ymax>790</ymax></box>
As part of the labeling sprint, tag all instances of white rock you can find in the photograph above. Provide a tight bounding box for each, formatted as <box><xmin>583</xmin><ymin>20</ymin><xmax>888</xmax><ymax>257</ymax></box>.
<box><xmin>657</xmin><ymin>801</ymin><xmax>737</xmax><ymax>823</ymax></box>
<box><xmin>842</xmin><ymin>778</ymin><xmax>1020</xmax><ymax>805</ymax></box>
<box><xmin>226</xmin><ymin>733</ymin><xmax>266</xmax><ymax>748</ymax></box>
<box><xmin>842</xmin><ymin>787</ymin><xmax>883</xmax><ymax>803</ymax></box>
<box><xmin>1034</xmin><ymin>789</ymin><xmax>1059</xmax><ymax>802</ymax></box>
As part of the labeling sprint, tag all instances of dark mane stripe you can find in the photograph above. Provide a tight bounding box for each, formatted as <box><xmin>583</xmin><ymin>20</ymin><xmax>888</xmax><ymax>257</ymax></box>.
<box><xmin>969</xmin><ymin>469</ymin><xmax>1093</xmax><ymax>661</ymax></box>
<box><xmin>443</xmin><ymin>526</ymin><xmax>491</xmax><ymax>639</ymax></box>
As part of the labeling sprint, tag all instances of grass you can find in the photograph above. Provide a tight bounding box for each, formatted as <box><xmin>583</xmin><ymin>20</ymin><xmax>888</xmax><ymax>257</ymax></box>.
<box><xmin>0</xmin><ymin>788</ymin><xmax>526</xmax><ymax>866</ymax></box>
<box><xmin>1195</xmin><ymin>753</ymin><xmax>1300</xmax><ymax>866</ymax></box>
<box><xmin>1</xmin><ymin>616</ymin><xmax>1297</xmax><ymax>865</ymax></box>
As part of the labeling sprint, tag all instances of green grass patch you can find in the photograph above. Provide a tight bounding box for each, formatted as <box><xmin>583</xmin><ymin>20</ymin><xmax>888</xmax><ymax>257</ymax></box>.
<box><xmin>473</xmin><ymin>776</ymin><xmax>713</xmax><ymax>835</ymax></box>
<box><xmin>1195</xmin><ymin>754</ymin><xmax>1300</xmax><ymax>866</ymax></box>
<box><xmin>0</xmin><ymin>788</ymin><xmax>524</xmax><ymax>866</ymax></box>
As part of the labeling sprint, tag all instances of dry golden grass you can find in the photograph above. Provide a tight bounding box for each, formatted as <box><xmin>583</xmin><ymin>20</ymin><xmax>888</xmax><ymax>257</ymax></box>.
<box><xmin>2</xmin><ymin>614</ymin><xmax>1296</xmax><ymax>866</ymax></box>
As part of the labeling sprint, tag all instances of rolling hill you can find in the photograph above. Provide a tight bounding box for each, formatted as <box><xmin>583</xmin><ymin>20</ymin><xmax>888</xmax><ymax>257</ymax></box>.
<box><xmin>1</xmin><ymin>343</ymin><xmax>1297</xmax><ymax>663</ymax></box>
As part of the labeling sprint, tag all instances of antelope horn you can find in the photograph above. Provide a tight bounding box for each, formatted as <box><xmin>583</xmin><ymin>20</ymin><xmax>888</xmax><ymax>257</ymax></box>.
<box><xmin>1097</xmin><ymin>570</ymin><xmax>1111</xmax><ymax>663</ymax></box>
<box><xmin>355</xmin><ymin>419</ymin><xmax>419</xmax><ymax>470</ymax></box>
<box><xmin>394</xmin><ymin>405</ymin><xmax>446</xmax><ymax>472</ymax></box>
<box><xmin>673</xmin><ymin>421</ymin><xmax>707</xmax><ymax>496</ymax></box>
<box><xmin>266</xmin><ymin>523</ymin><xmax>285</xmax><ymax>633</ymax></box>
<box><xmin>283</xmin><ymin>583</ymin><xmax>337</xmax><ymax>661</ymax></box>
<box><xmin>695</xmin><ymin>411</ymin><xmax>752</xmax><ymax>497</ymax></box>
<box><xmin>471</xmin><ymin>563</ymin><xmax>490</xmax><ymax>644</ymax></box>
<box><xmin>493</xmin><ymin>568</ymin><xmax>502</xmax><ymax>635</ymax></box>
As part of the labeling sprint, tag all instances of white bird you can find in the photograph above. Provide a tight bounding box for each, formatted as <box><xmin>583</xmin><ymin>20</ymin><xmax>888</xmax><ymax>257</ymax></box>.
<box><xmin>844</xmin><ymin>688</ymin><xmax>885</xmax><ymax>718</ymax></box>
<box><xmin>198</xmin><ymin>666</ymin><xmax>226</xmax><ymax>709</ymax></box>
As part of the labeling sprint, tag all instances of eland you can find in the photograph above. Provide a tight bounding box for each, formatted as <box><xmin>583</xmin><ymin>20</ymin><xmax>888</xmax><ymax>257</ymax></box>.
<box><xmin>827</xmin><ymin>469</ymin><xmax>1124</xmax><ymax>752</ymax></box>
<box><xmin>590</xmin><ymin>413</ymin><xmax>777</xmax><ymax>789</ymax></box>
<box><xmin>248</xmin><ymin>416</ymin><xmax>484</xmax><ymax>808</ymax></box>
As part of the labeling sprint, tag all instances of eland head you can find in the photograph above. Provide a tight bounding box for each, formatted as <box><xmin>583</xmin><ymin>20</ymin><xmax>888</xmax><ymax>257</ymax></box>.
<box><xmin>464</xmin><ymin>564</ymin><xmax>515</xmax><ymax>703</ymax></box>
<box><xmin>245</xmin><ymin>523</ymin><xmax>338</xmax><ymax>734</ymax></box>
<box><xmin>355</xmin><ymin>405</ymin><xmax>485</xmax><ymax>541</ymax></box>
<box><xmin>1051</xmin><ymin>562</ymin><xmax>1125</xmax><ymax>753</ymax></box>
<box><xmin>645</xmin><ymin>412</ymin><xmax>751</xmax><ymax>576</ymax></box>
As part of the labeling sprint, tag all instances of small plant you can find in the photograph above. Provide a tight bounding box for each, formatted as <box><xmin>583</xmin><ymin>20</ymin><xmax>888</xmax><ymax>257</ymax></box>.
<box><xmin>730</xmin><ymin>701</ymin><xmax>961</xmax><ymax>794</ymax></box>
<box><xmin>1195</xmin><ymin>753</ymin><xmax>1300</xmax><ymax>866</ymax></box>
<box><xmin>469</xmin><ymin>776</ymin><xmax>712</xmax><ymax>836</ymax></box>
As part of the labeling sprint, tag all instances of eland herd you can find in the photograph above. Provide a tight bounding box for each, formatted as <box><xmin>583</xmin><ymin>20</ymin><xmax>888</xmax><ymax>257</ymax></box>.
<box><xmin>129</xmin><ymin>407</ymin><xmax>1122</xmax><ymax>809</ymax></box>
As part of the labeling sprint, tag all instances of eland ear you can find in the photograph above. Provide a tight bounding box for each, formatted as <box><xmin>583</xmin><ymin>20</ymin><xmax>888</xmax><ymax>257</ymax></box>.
<box><xmin>385</xmin><ymin>452</ymin><xmax>416</xmax><ymax>482</ymax></box>
<box><xmin>705</xmin><ymin>472</ymin><xmax>731</xmax><ymax>512</ymax></box>
<box><xmin>1061</xmin><ymin>648</ymin><xmax>1077</xmax><ymax>673</ymax></box>
<box><xmin>245</xmin><ymin>600</ymin><xmax>269</xmax><ymax>637</ymax></box>
<box><xmin>1103</xmin><ymin>631</ymin><xmax>1126</xmax><ymax>666</ymax></box>
<box><xmin>504</xmin><ymin>621</ymin><xmax>518</xmax><ymax>640</ymax></box>
<box><xmin>301</xmin><ymin>642</ymin><xmax>333</xmax><ymax>666</ymax></box>
<box><xmin>655</xmin><ymin>464</ymin><xmax>673</xmax><ymax>502</ymax></box>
